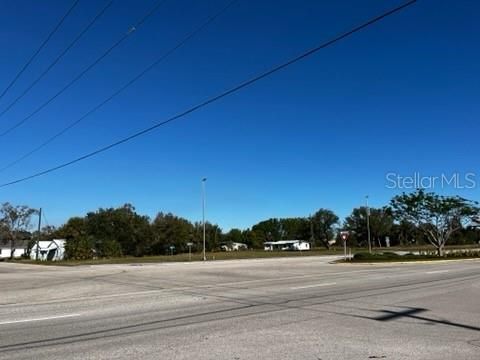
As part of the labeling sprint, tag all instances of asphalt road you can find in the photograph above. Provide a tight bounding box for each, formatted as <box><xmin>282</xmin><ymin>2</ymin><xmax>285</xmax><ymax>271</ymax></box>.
<box><xmin>1</xmin><ymin>256</ymin><xmax>479</xmax><ymax>359</ymax></box>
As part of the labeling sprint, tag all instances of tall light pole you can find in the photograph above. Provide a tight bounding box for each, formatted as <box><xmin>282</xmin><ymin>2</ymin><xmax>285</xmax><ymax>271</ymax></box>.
<box><xmin>366</xmin><ymin>195</ymin><xmax>372</xmax><ymax>254</ymax></box>
<box><xmin>202</xmin><ymin>177</ymin><xmax>207</xmax><ymax>261</ymax></box>
<box><xmin>35</xmin><ymin>208</ymin><xmax>42</xmax><ymax>260</ymax></box>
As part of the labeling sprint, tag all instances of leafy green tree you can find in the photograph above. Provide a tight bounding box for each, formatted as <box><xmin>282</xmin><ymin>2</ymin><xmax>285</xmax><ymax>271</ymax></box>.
<box><xmin>241</xmin><ymin>229</ymin><xmax>264</xmax><ymax>249</ymax></box>
<box><xmin>55</xmin><ymin>217</ymin><xmax>87</xmax><ymax>240</ymax></box>
<box><xmin>311</xmin><ymin>209</ymin><xmax>339</xmax><ymax>249</ymax></box>
<box><xmin>193</xmin><ymin>222</ymin><xmax>222</xmax><ymax>251</ymax></box>
<box><xmin>85</xmin><ymin>204</ymin><xmax>152</xmax><ymax>257</ymax></box>
<box><xmin>251</xmin><ymin>216</ymin><xmax>323</xmax><ymax>246</ymax></box>
<box><xmin>252</xmin><ymin>218</ymin><xmax>283</xmax><ymax>242</ymax></box>
<box><xmin>390</xmin><ymin>189</ymin><xmax>479</xmax><ymax>256</ymax></box>
<box><xmin>368</xmin><ymin>207</ymin><xmax>394</xmax><ymax>247</ymax></box>
<box><xmin>344</xmin><ymin>207</ymin><xmax>369</xmax><ymax>247</ymax></box>
<box><xmin>390</xmin><ymin>220</ymin><xmax>419</xmax><ymax>246</ymax></box>
<box><xmin>65</xmin><ymin>235</ymin><xmax>96</xmax><ymax>260</ymax></box>
<box><xmin>152</xmin><ymin>213</ymin><xmax>194</xmax><ymax>254</ymax></box>
<box><xmin>344</xmin><ymin>207</ymin><xmax>393</xmax><ymax>248</ymax></box>
<box><xmin>95</xmin><ymin>237</ymin><xmax>123</xmax><ymax>258</ymax></box>
<box><xmin>223</xmin><ymin>228</ymin><xmax>244</xmax><ymax>245</ymax></box>
<box><xmin>280</xmin><ymin>218</ymin><xmax>310</xmax><ymax>240</ymax></box>
<box><xmin>55</xmin><ymin>217</ymin><xmax>90</xmax><ymax>259</ymax></box>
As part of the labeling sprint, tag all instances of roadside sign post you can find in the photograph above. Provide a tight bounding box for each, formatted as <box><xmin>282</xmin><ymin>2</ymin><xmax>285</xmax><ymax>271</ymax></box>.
<box><xmin>187</xmin><ymin>242</ymin><xmax>193</xmax><ymax>261</ymax></box>
<box><xmin>340</xmin><ymin>231</ymin><xmax>349</xmax><ymax>261</ymax></box>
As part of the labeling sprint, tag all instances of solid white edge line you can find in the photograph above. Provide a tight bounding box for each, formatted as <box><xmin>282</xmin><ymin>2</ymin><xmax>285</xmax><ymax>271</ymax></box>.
<box><xmin>290</xmin><ymin>282</ymin><xmax>337</xmax><ymax>290</ymax></box>
<box><xmin>0</xmin><ymin>313</ymin><xmax>81</xmax><ymax>325</ymax></box>
<box><xmin>426</xmin><ymin>270</ymin><xmax>449</xmax><ymax>274</ymax></box>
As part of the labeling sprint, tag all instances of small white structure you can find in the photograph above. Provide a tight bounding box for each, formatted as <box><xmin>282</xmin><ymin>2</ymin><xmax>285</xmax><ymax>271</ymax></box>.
<box><xmin>264</xmin><ymin>240</ymin><xmax>311</xmax><ymax>251</ymax></box>
<box><xmin>220</xmin><ymin>242</ymin><xmax>248</xmax><ymax>251</ymax></box>
<box><xmin>30</xmin><ymin>239</ymin><xmax>66</xmax><ymax>261</ymax></box>
<box><xmin>0</xmin><ymin>240</ymin><xmax>29</xmax><ymax>259</ymax></box>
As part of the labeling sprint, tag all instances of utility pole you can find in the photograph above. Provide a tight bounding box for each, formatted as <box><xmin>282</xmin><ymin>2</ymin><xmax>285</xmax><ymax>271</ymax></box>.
<box><xmin>366</xmin><ymin>196</ymin><xmax>372</xmax><ymax>254</ymax></box>
<box><xmin>36</xmin><ymin>208</ymin><xmax>42</xmax><ymax>260</ymax></box>
<box><xmin>309</xmin><ymin>215</ymin><xmax>315</xmax><ymax>247</ymax></box>
<box><xmin>202</xmin><ymin>178</ymin><xmax>207</xmax><ymax>261</ymax></box>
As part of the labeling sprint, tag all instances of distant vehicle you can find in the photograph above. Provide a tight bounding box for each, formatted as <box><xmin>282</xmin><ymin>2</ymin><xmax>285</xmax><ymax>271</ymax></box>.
<box><xmin>220</xmin><ymin>242</ymin><xmax>248</xmax><ymax>251</ymax></box>
<box><xmin>264</xmin><ymin>240</ymin><xmax>311</xmax><ymax>251</ymax></box>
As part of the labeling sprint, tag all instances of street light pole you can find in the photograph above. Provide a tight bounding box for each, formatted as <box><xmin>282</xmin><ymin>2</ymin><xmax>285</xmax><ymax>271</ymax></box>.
<box><xmin>366</xmin><ymin>195</ymin><xmax>372</xmax><ymax>254</ymax></box>
<box><xmin>35</xmin><ymin>208</ymin><xmax>42</xmax><ymax>260</ymax></box>
<box><xmin>202</xmin><ymin>178</ymin><xmax>207</xmax><ymax>261</ymax></box>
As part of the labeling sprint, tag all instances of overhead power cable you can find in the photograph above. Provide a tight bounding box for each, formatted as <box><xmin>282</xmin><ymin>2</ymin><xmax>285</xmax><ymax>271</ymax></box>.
<box><xmin>42</xmin><ymin>210</ymin><xmax>50</xmax><ymax>227</ymax></box>
<box><xmin>0</xmin><ymin>0</ymin><xmax>114</xmax><ymax>119</ymax></box>
<box><xmin>0</xmin><ymin>0</ymin><xmax>80</xmax><ymax>102</ymax></box>
<box><xmin>0</xmin><ymin>0</ymin><xmax>166</xmax><ymax>138</ymax></box>
<box><xmin>0</xmin><ymin>0</ymin><xmax>417</xmax><ymax>188</ymax></box>
<box><xmin>0</xmin><ymin>0</ymin><xmax>238</xmax><ymax>173</ymax></box>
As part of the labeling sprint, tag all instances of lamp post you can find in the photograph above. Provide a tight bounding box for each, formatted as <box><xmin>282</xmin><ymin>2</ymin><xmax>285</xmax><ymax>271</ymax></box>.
<box><xmin>340</xmin><ymin>231</ymin><xmax>349</xmax><ymax>261</ymax></box>
<box><xmin>366</xmin><ymin>195</ymin><xmax>372</xmax><ymax>254</ymax></box>
<box><xmin>35</xmin><ymin>208</ymin><xmax>42</xmax><ymax>260</ymax></box>
<box><xmin>202</xmin><ymin>178</ymin><xmax>207</xmax><ymax>261</ymax></box>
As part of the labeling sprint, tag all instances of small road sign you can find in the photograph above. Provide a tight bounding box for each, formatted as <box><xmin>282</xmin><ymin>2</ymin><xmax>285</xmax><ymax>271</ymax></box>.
<box><xmin>340</xmin><ymin>231</ymin><xmax>349</xmax><ymax>261</ymax></box>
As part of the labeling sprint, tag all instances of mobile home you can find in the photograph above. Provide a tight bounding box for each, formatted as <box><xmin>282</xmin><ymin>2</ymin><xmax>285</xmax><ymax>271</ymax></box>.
<box><xmin>264</xmin><ymin>240</ymin><xmax>311</xmax><ymax>251</ymax></box>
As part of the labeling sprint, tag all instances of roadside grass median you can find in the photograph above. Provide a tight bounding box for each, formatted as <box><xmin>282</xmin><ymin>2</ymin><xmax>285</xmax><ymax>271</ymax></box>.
<box><xmin>346</xmin><ymin>250</ymin><xmax>480</xmax><ymax>263</ymax></box>
<box><xmin>8</xmin><ymin>245</ymin><xmax>480</xmax><ymax>266</ymax></box>
<box><xmin>10</xmin><ymin>248</ymin><xmax>340</xmax><ymax>266</ymax></box>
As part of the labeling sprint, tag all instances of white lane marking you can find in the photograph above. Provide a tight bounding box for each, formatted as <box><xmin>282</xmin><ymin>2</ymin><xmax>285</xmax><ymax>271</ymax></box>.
<box><xmin>426</xmin><ymin>270</ymin><xmax>449</xmax><ymax>274</ymax></box>
<box><xmin>0</xmin><ymin>313</ymin><xmax>81</xmax><ymax>326</ymax></box>
<box><xmin>0</xmin><ymin>269</ymin><xmax>377</xmax><ymax>308</ymax></box>
<box><xmin>290</xmin><ymin>282</ymin><xmax>336</xmax><ymax>290</ymax></box>
<box><xmin>81</xmin><ymin>289</ymin><xmax>162</xmax><ymax>300</ymax></box>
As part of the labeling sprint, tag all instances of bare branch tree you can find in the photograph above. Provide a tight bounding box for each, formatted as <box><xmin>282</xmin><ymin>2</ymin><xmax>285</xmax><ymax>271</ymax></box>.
<box><xmin>0</xmin><ymin>203</ymin><xmax>37</xmax><ymax>259</ymax></box>
<box><xmin>390</xmin><ymin>190</ymin><xmax>479</xmax><ymax>256</ymax></box>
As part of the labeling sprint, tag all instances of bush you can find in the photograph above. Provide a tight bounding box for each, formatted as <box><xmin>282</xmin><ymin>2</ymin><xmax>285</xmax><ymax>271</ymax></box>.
<box><xmin>446</xmin><ymin>250</ymin><xmax>480</xmax><ymax>258</ymax></box>
<box><xmin>65</xmin><ymin>236</ymin><xmax>96</xmax><ymax>260</ymax></box>
<box><xmin>353</xmin><ymin>252</ymin><xmax>401</xmax><ymax>261</ymax></box>
<box><xmin>96</xmin><ymin>238</ymin><xmax>122</xmax><ymax>258</ymax></box>
<box><xmin>352</xmin><ymin>249</ymin><xmax>480</xmax><ymax>262</ymax></box>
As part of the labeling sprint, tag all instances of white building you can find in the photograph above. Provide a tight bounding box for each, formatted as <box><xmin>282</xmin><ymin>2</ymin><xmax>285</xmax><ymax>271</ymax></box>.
<box><xmin>220</xmin><ymin>242</ymin><xmax>248</xmax><ymax>251</ymax></box>
<box><xmin>0</xmin><ymin>240</ymin><xmax>29</xmax><ymax>259</ymax></box>
<box><xmin>264</xmin><ymin>240</ymin><xmax>311</xmax><ymax>251</ymax></box>
<box><xmin>30</xmin><ymin>239</ymin><xmax>66</xmax><ymax>261</ymax></box>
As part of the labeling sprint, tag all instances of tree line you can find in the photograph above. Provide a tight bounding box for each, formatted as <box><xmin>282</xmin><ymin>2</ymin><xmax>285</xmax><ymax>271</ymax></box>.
<box><xmin>1</xmin><ymin>189</ymin><xmax>479</xmax><ymax>259</ymax></box>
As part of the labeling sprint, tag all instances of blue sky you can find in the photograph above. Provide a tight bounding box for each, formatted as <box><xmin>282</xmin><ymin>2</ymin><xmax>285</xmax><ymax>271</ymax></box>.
<box><xmin>0</xmin><ymin>0</ymin><xmax>478</xmax><ymax>230</ymax></box>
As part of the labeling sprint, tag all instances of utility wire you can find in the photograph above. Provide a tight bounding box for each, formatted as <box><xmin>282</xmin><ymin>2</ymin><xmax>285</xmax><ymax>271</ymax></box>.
<box><xmin>42</xmin><ymin>210</ymin><xmax>50</xmax><ymax>227</ymax></box>
<box><xmin>0</xmin><ymin>0</ymin><xmax>417</xmax><ymax>188</ymax></box>
<box><xmin>0</xmin><ymin>0</ymin><xmax>80</xmax><ymax>102</ymax></box>
<box><xmin>0</xmin><ymin>0</ymin><xmax>114</xmax><ymax>119</ymax></box>
<box><xmin>0</xmin><ymin>0</ymin><xmax>238</xmax><ymax>173</ymax></box>
<box><xmin>0</xmin><ymin>0</ymin><xmax>167</xmax><ymax>138</ymax></box>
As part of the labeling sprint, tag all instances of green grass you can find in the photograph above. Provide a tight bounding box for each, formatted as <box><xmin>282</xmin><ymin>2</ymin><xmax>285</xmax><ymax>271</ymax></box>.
<box><xmin>9</xmin><ymin>244</ymin><xmax>480</xmax><ymax>266</ymax></box>
<box><xmin>347</xmin><ymin>250</ymin><xmax>480</xmax><ymax>263</ymax></box>
<box><xmin>12</xmin><ymin>249</ymin><xmax>340</xmax><ymax>266</ymax></box>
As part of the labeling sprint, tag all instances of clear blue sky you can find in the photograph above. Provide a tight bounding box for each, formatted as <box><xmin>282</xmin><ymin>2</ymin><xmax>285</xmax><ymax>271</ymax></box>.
<box><xmin>0</xmin><ymin>0</ymin><xmax>478</xmax><ymax>230</ymax></box>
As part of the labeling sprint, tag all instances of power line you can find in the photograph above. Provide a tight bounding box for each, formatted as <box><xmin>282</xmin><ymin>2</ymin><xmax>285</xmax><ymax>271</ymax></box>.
<box><xmin>0</xmin><ymin>0</ymin><xmax>114</xmax><ymax>119</ymax></box>
<box><xmin>0</xmin><ymin>0</ymin><xmax>80</xmax><ymax>103</ymax></box>
<box><xmin>0</xmin><ymin>0</ymin><xmax>167</xmax><ymax>138</ymax></box>
<box><xmin>0</xmin><ymin>0</ymin><xmax>238</xmax><ymax>173</ymax></box>
<box><xmin>0</xmin><ymin>0</ymin><xmax>417</xmax><ymax>188</ymax></box>
<box><xmin>41</xmin><ymin>209</ymin><xmax>50</xmax><ymax>228</ymax></box>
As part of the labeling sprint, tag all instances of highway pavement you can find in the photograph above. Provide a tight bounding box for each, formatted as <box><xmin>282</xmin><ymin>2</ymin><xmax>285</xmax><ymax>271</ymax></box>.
<box><xmin>1</xmin><ymin>256</ymin><xmax>479</xmax><ymax>359</ymax></box>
